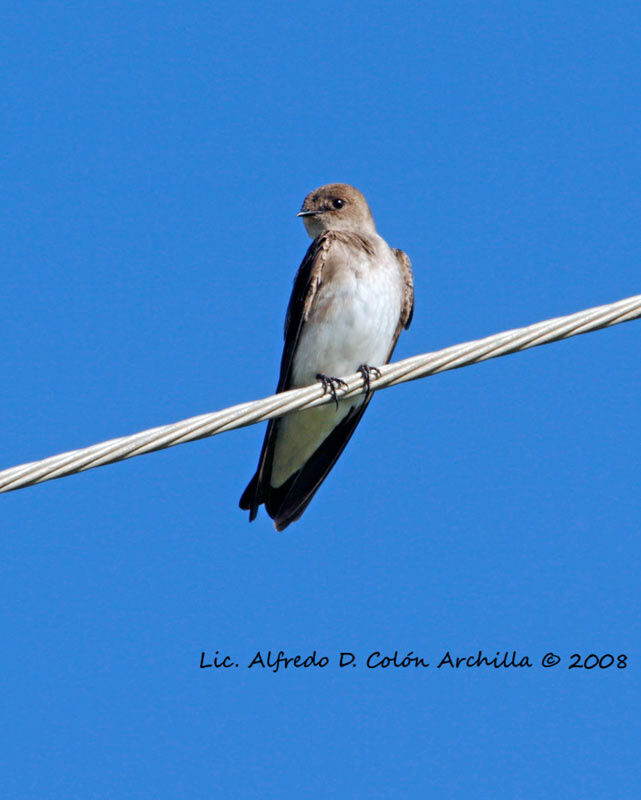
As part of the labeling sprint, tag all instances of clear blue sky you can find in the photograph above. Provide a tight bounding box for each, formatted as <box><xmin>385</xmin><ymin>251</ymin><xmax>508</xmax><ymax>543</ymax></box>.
<box><xmin>2</xmin><ymin>2</ymin><xmax>640</xmax><ymax>797</ymax></box>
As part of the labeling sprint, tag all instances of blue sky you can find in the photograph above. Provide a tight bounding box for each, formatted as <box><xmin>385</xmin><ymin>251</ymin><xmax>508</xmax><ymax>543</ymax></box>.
<box><xmin>2</xmin><ymin>2</ymin><xmax>640</xmax><ymax>797</ymax></box>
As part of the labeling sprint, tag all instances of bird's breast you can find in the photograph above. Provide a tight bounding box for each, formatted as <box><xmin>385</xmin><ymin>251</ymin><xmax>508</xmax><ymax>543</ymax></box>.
<box><xmin>291</xmin><ymin>249</ymin><xmax>402</xmax><ymax>386</ymax></box>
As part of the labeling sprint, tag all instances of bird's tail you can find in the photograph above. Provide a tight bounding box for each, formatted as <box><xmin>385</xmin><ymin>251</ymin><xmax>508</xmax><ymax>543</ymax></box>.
<box><xmin>239</xmin><ymin>473</ymin><xmax>260</xmax><ymax>521</ymax></box>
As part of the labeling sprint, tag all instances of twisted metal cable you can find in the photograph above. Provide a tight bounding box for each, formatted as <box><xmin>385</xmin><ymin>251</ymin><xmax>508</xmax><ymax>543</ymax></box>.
<box><xmin>1</xmin><ymin>292</ymin><xmax>639</xmax><ymax>494</ymax></box>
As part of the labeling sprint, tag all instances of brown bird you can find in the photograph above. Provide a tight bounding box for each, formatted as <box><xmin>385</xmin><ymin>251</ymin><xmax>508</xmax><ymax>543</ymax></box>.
<box><xmin>239</xmin><ymin>183</ymin><xmax>414</xmax><ymax>530</ymax></box>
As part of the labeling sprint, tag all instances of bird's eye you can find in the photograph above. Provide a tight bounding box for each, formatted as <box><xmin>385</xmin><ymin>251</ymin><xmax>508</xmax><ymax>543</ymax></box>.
<box><xmin>333</xmin><ymin>198</ymin><xmax>345</xmax><ymax>209</ymax></box>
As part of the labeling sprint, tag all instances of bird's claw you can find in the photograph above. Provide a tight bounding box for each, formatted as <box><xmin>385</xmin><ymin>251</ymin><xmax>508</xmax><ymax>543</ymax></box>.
<box><xmin>357</xmin><ymin>364</ymin><xmax>382</xmax><ymax>394</ymax></box>
<box><xmin>316</xmin><ymin>373</ymin><xmax>348</xmax><ymax>408</ymax></box>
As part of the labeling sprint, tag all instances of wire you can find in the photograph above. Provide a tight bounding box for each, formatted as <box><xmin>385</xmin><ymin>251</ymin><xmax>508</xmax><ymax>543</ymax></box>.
<box><xmin>1</xmin><ymin>292</ymin><xmax>639</xmax><ymax>494</ymax></box>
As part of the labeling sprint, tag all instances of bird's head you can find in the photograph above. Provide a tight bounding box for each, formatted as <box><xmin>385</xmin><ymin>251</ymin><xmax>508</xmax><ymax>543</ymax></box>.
<box><xmin>297</xmin><ymin>183</ymin><xmax>376</xmax><ymax>239</ymax></box>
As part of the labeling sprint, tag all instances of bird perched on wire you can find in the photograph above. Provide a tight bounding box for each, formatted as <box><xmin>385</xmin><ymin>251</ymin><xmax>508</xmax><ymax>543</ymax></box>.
<box><xmin>239</xmin><ymin>183</ymin><xmax>414</xmax><ymax>530</ymax></box>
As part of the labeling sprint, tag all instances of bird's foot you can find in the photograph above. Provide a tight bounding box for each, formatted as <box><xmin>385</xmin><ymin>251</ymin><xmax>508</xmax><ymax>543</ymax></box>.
<box><xmin>357</xmin><ymin>364</ymin><xmax>382</xmax><ymax>394</ymax></box>
<box><xmin>316</xmin><ymin>373</ymin><xmax>348</xmax><ymax>409</ymax></box>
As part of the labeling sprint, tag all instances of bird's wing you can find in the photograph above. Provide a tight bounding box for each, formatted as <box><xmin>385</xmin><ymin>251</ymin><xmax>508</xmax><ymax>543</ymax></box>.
<box><xmin>390</xmin><ymin>248</ymin><xmax>414</xmax><ymax>353</ymax></box>
<box><xmin>239</xmin><ymin>234</ymin><xmax>331</xmax><ymax>520</ymax></box>
<box><xmin>277</xmin><ymin>235</ymin><xmax>331</xmax><ymax>391</ymax></box>
<box><xmin>267</xmin><ymin>399</ymin><xmax>372</xmax><ymax>530</ymax></box>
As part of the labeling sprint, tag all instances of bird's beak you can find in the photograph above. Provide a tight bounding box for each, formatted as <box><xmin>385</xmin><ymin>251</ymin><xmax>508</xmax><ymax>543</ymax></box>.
<box><xmin>297</xmin><ymin>209</ymin><xmax>320</xmax><ymax>217</ymax></box>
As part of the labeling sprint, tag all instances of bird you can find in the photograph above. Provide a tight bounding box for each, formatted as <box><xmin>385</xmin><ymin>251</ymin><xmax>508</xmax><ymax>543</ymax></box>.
<box><xmin>239</xmin><ymin>183</ymin><xmax>414</xmax><ymax>531</ymax></box>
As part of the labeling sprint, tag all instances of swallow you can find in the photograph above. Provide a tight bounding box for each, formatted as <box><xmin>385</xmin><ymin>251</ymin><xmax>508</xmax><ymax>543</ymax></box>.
<box><xmin>239</xmin><ymin>183</ymin><xmax>414</xmax><ymax>530</ymax></box>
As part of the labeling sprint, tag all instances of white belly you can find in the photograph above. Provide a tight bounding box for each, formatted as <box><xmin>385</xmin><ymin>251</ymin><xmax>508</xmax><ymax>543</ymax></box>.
<box><xmin>291</xmin><ymin>261</ymin><xmax>400</xmax><ymax>385</ymax></box>
<box><xmin>271</xmin><ymin>246</ymin><xmax>402</xmax><ymax>487</ymax></box>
